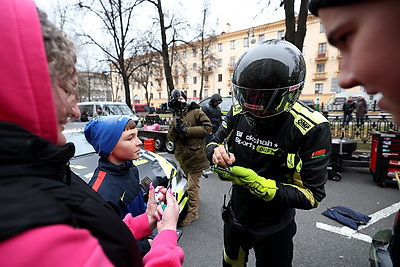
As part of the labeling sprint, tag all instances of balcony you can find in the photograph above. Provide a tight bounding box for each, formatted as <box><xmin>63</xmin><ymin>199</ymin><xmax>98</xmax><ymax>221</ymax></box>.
<box><xmin>227</xmin><ymin>64</ymin><xmax>235</xmax><ymax>72</ymax></box>
<box><xmin>182</xmin><ymin>83</ymin><xmax>189</xmax><ymax>90</ymax></box>
<box><xmin>203</xmin><ymin>67</ymin><xmax>213</xmax><ymax>74</ymax></box>
<box><xmin>182</xmin><ymin>70</ymin><xmax>188</xmax><ymax>77</ymax></box>
<box><xmin>312</xmin><ymin>72</ymin><xmax>327</xmax><ymax>81</ymax></box>
<box><xmin>173</xmin><ymin>71</ymin><xmax>179</xmax><ymax>78</ymax></box>
<box><xmin>156</xmin><ymin>87</ymin><xmax>163</xmax><ymax>91</ymax></box>
<box><xmin>204</xmin><ymin>81</ymin><xmax>211</xmax><ymax>88</ymax></box>
<box><xmin>227</xmin><ymin>80</ymin><xmax>231</xmax><ymax>87</ymax></box>
<box><xmin>154</xmin><ymin>75</ymin><xmax>164</xmax><ymax>81</ymax></box>
<box><xmin>315</xmin><ymin>50</ymin><xmax>329</xmax><ymax>61</ymax></box>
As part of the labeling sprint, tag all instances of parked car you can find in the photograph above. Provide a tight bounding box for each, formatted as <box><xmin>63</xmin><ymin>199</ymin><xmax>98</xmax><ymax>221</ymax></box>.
<box><xmin>77</xmin><ymin>101</ymin><xmax>141</xmax><ymax>127</ymax></box>
<box><xmin>133</xmin><ymin>103</ymin><xmax>148</xmax><ymax>113</ymax></box>
<box><xmin>299</xmin><ymin>99</ymin><xmax>316</xmax><ymax>110</ymax></box>
<box><xmin>198</xmin><ymin>96</ymin><xmax>233</xmax><ymax>118</ymax></box>
<box><xmin>63</xmin><ymin>122</ymin><xmax>188</xmax><ymax>214</ymax></box>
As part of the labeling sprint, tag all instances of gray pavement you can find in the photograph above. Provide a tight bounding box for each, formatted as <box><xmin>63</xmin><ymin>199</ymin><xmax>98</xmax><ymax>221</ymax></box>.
<box><xmin>159</xmin><ymin>152</ymin><xmax>399</xmax><ymax>267</ymax></box>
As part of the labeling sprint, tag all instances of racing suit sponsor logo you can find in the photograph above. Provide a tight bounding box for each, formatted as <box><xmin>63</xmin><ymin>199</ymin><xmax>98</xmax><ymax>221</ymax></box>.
<box><xmin>294</xmin><ymin>117</ymin><xmax>312</xmax><ymax>134</ymax></box>
<box><xmin>234</xmin><ymin>130</ymin><xmax>279</xmax><ymax>154</ymax></box>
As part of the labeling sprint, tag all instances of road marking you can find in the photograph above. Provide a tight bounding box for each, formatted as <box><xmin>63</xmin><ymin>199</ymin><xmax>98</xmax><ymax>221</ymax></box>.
<box><xmin>316</xmin><ymin>201</ymin><xmax>400</xmax><ymax>243</ymax></box>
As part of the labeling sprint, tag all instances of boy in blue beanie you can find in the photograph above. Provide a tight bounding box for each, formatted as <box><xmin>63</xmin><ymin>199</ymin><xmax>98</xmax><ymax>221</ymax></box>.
<box><xmin>84</xmin><ymin>115</ymin><xmax>151</xmax><ymax>254</ymax></box>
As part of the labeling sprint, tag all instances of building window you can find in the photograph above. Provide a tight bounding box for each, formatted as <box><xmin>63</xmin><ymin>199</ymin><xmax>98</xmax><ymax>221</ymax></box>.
<box><xmin>315</xmin><ymin>83</ymin><xmax>323</xmax><ymax>94</ymax></box>
<box><xmin>218</xmin><ymin>88</ymin><xmax>222</xmax><ymax>95</ymax></box>
<box><xmin>277</xmin><ymin>30</ymin><xmax>285</xmax><ymax>40</ymax></box>
<box><xmin>318</xmin><ymin>43</ymin><xmax>327</xmax><ymax>56</ymax></box>
<box><xmin>182</xmin><ymin>51</ymin><xmax>187</xmax><ymax>58</ymax></box>
<box><xmin>317</xmin><ymin>63</ymin><xmax>325</xmax><ymax>72</ymax></box>
<box><xmin>174</xmin><ymin>78</ymin><xmax>178</xmax><ymax>85</ymax></box>
<box><xmin>218</xmin><ymin>43</ymin><xmax>222</xmax><ymax>52</ymax></box>
<box><xmin>193</xmin><ymin>90</ymin><xmax>197</xmax><ymax>98</ymax></box>
<box><xmin>259</xmin><ymin>34</ymin><xmax>265</xmax><ymax>42</ymax></box>
<box><xmin>193</xmin><ymin>63</ymin><xmax>197</xmax><ymax>70</ymax></box>
<box><xmin>150</xmin><ymin>93</ymin><xmax>154</xmax><ymax>99</ymax></box>
<box><xmin>158</xmin><ymin>92</ymin><xmax>161</xmax><ymax>99</ymax></box>
<box><xmin>218</xmin><ymin>59</ymin><xmax>223</xmax><ymax>67</ymax></box>
<box><xmin>230</xmin><ymin>40</ymin><xmax>236</xmax><ymax>49</ymax></box>
<box><xmin>205</xmin><ymin>75</ymin><xmax>209</xmax><ymax>82</ymax></box>
<box><xmin>183</xmin><ymin>76</ymin><xmax>187</xmax><ymax>84</ymax></box>
<box><xmin>193</xmin><ymin>76</ymin><xmax>197</xmax><ymax>84</ymax></box>
<box><xmin>192</xmin><ymin>48</ymin><xmax>197</xmax><ymax>57</ymax></box>
<box><xmin>204</xmin><ymin>89</ymin><xmax>209</xmax><ymax>97</ymax></box>
<box><xmin>229</xmin><ymin>57</ymin><xmax>235</xmax><ymax>68</ymax></box>
<box><xmin>320</xmin><ymin>22</ymin><xmax>325</xmax><ymax>33</ymax></box>
<box><xmin>218</xmin><ymin>74</ymin><xmax>222</xmax><ymax>82</ymax></box>
<box><xmin>243</xmin><ymin>37</ymin><xmax>249</xmax><ymax>47</ymax></box>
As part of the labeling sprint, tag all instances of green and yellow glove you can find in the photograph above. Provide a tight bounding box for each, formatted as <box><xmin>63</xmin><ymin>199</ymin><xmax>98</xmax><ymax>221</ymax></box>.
<box><xmin>230</xmin><ymin>166</ymin><xmax>278</xmax><ymax>201</ymax></box>
<box><xmin>211</xmin><ymin>165</ymin><xmax>278</xmax><ymax>201</ymax></box>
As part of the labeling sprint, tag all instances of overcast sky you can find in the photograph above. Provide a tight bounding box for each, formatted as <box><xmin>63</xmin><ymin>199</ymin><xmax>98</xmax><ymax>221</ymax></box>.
<box><xmin>34</xmin><ymin>0</ymin><xmax>287</xmax><ymax>34</ymax></box>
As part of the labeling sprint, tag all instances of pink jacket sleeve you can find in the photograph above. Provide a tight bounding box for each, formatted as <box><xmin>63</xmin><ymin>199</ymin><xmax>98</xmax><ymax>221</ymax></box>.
<box><xmin>143</xmin><ymin>229</ymin><xmax>184</xmax><ymax>266</ymax></box>
<box><xmin>123</xmin><ymin>213</ymin><xmax>184</xmax><ymax>266</ymax></box>
<box><xmin>0</xmin><ymin>224</ymin><xmax>114</xmax><ymax>267</ymax></box>
<box><xmin>123</xmin><ymin>213</ymin><xmax>153</xmax><ymax>240</ymax></box>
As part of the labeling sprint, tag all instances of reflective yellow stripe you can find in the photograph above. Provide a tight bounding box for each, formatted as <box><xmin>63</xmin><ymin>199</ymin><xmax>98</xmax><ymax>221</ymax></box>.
<box><xmin>287</xmin><ymin>153</ymin><xmax>302</xmax><ymax>173</ymax></box>
<box><xmin>283</xmin><ymin>172</ymin><xmax>319</xmax><ymax>208</ymax></box>
<box><xmin>223</xmin><ymin>247</ymin><xmax>246</xmax><ymax>267</ymax></box>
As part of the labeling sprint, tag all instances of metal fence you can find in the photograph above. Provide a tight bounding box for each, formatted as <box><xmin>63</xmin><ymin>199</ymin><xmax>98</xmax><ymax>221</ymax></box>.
<box><xmin>326</xmin><ymin>113</ymin><xmax>398</xmax><ymax>143</ymax></box>
<box><xmin>139</xmin><ymin>113</ymin><xmax>399</xmax><ymax>144</ymax></box>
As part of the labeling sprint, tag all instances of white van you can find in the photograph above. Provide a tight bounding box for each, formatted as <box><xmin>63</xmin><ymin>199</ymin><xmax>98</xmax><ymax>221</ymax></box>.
<box><xmin>324</xmin><ymin>92</ymin><xmax>382</xmax><ymax>112</ymax></box>
<box><xmin>77</xmin><ymin>101</ymin><xmax>141</xmax><ymax>127</ymax></box>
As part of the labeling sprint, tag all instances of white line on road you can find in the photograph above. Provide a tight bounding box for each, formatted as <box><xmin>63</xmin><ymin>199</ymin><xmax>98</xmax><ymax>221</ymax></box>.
<box><xmin>316</xmin><ymin>201</ymin><xmax>400</xmax><ymax>243</ymax></box>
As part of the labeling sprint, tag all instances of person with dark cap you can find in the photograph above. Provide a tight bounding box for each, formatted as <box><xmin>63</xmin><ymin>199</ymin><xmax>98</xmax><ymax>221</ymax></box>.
<box><xmin>167</xmin><ymin>89</ymin><xmax>212</xmax><ymax>226</ymax></box>
<box><xmin>207</xmin><ymin>39</ymin><xmax>331</xmax><ymax>266</ymax></box>
<box><xmin>202</xmin><ymin>93</ymin><xmax>224</xmax><ymax>143</ymax></box>
<box><xmin>309</xmin><ymin>0</ymin><xmax>400</xmax><ymax>265</ymax></box>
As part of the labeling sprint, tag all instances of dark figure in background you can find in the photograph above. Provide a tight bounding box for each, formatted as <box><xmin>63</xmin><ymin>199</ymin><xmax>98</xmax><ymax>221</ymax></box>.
<box><xmin>149</xmin><ymin>104</ymin><xmax>156</xmax><ymax>114</ymax></box>
<box><xmin>202</xmin><ymin>93</ymin><xmax>223</xmax><ymax>144</ymax></box>
<box><xmin>207</xmin><ymin>40</ymin><xmax>331</xmax><ymax>267</ymax></box>
<box><xmin>342</xmin><ymin>96</ymin><xmax>356</xmax><ymax>126</ymax></box>
<box><xmin>96</xmin><ymin>106</ymin><xmax>103</xmax><ymax>116</ymax></box>
<box><xmin>356</xmin><ymin>95</ymin><xmax>367</xmax><ymax>126</ymax></box>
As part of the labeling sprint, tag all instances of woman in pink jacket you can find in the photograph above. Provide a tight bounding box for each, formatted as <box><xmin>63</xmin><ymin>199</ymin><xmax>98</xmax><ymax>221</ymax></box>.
<box><xmin>0</xmin><ymin>0</ymin><xmax>184</xmax><ymax>266</ymax></box>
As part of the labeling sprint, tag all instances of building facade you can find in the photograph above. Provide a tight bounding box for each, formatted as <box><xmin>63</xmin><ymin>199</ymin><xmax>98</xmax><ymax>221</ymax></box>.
<box><xmin>114</xmin><ymin>15</ymin><xmax>363</xmax><ymax>108</ymax></box>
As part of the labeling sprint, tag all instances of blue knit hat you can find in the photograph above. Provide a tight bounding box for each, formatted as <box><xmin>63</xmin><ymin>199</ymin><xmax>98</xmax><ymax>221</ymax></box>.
<box><xmin>84</xmin><ymin>115</ymin><xmax>131</xmax><ymax>158</ymax></box>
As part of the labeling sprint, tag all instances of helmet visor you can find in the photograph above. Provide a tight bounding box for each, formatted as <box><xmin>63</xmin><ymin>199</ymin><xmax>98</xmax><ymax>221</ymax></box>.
<box><xmin>232</xmin><ymin>82</ymin><xmax>303</xmax><ymax>118</ymax></box>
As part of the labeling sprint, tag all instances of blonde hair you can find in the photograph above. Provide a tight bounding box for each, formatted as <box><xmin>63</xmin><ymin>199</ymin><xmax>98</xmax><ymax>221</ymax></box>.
<box><xmin>38</xmin><ymin>9</ymin><xmax>78</xmax><ymax>98</ymax></box>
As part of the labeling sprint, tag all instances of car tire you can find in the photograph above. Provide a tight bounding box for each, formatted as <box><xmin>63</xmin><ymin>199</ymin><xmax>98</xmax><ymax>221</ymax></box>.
<box><xmin>166</xmin><ymin>141</ymin><xmax>175</xmax><ymax>154</ymax></box>
<box><xmin>154</xmin><ymin>136</ymin><xmax>166</xmax><ymax>151</ymax></box>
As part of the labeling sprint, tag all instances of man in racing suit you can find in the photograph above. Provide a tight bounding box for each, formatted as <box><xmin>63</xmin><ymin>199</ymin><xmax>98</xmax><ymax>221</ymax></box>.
<box><xmin>207</xmin><ymin>39</ymin><xmax>332</xmax><ymax>266</ymax></box>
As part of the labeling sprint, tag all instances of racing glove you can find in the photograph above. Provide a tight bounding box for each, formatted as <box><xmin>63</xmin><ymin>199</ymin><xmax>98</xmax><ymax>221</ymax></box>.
<box><xmin>213</xmin><ymin>165</ymin><xmax>278</xmax><ymax>201</ymax></box>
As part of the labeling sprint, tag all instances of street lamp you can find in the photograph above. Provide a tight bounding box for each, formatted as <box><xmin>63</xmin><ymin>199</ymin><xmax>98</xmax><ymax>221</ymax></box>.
<box><xmin>247</xmin><ymin>27</ymin><xmax>256</xmax><ymax>45</ymax></box>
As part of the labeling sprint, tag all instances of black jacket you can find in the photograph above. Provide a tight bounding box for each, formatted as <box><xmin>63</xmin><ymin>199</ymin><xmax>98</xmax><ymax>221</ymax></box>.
<box><xmin>343</xmin><ymin>100</ymin><xmax>356</xmax><ymax>115</ymax></box>
<box><xmin>0</xmin><ymin>121</ymin><xmax>142</xmax><ymax>267</ymax></box>
<box><xmin>202</xmin><ymin>95</ymin><xmax>223</xmax><ymax>134</ymax></box>
<box><xmin>206</xmin><ymin>102</ymin><xmax>331</xmax><ymax>236</ymax></box>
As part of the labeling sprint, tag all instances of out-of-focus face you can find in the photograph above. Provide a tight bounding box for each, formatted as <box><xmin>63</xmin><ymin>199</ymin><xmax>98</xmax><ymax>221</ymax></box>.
<box><xmin>108</xmin><ymin>128</ymin><xmax>142</xmax><ymax>165</ymax></box>
<box><xmin>319</xmin><ymin>1</ymin><xmax>400</xmax><ymax>124</ymax></box>
<box><xmin>53</xmin><ymin>73</ymin><xmax>80</xmax><ymax>146</ymax></box>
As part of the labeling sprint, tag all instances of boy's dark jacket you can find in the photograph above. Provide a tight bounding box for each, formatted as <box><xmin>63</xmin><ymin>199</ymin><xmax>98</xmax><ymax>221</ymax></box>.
<box><xmin>89</xmin><ymin>157</ymin><xmax>146</xmax><ymax>218</ymax></box>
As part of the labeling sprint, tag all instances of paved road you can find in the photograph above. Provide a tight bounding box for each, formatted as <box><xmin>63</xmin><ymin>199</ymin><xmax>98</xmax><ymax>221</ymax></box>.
<box><xmin>159</xmin><ymin>152</ymin><xmax>399</xmax><ymax>267</ymax></box>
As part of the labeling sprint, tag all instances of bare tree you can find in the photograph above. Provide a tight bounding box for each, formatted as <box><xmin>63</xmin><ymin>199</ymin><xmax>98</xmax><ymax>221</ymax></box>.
<box><xmin>281</xmin><ymin>0</ymin><xmax>309</xmax><ymax>50</ymax></box>
<box><xmin>195</xmin><ymin>0</ymin><xmax>217</xmax><ymax>100</ymax></box>
<box><xmin>76</xmin><ymin>0</ymin><xmax>146</xmax><ymax>108</ymax></box>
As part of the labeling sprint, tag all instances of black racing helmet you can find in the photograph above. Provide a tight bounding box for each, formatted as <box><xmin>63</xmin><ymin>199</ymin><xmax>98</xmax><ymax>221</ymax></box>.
<box><xmin>232</xmin><ymin>39</ymin><xmax>306</xmax><ymax>118</ymax></box>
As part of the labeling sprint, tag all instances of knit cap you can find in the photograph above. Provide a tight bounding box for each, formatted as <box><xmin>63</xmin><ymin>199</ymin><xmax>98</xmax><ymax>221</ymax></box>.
<box><xmin>309</xmin><ymin>0</ymin><xmax>367</xmax><ymax>16</ymax></box>
<box><xmin>84</xmin><ymin>115</ymin><xmax>131</xmax><ymax>158</ymax></box>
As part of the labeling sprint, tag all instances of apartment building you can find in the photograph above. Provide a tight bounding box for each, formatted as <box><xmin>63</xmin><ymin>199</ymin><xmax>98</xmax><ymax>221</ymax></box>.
<box><xmin>117</xmin><ymin>14</ymin><xmax>362</xmax><ymax>108</ymax></box>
